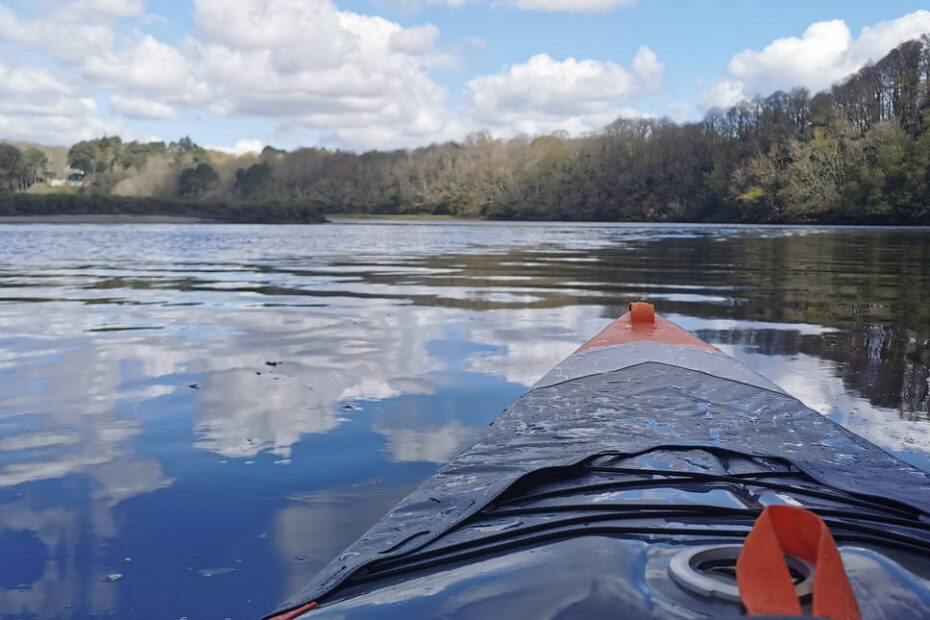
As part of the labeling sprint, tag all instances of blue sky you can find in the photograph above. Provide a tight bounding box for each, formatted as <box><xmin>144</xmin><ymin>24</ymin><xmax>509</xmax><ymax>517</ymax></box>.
<box><xmin>1</xmin><ymin>0</ymin><xmax>929</xmax><ymax>152</ymax></box>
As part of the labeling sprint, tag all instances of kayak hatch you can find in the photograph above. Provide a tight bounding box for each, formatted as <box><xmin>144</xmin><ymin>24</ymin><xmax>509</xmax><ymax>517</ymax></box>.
<box><xmin>267</xmin><ymin>305</ymin><xmax>930</xmax><ymax>619</ymax></box>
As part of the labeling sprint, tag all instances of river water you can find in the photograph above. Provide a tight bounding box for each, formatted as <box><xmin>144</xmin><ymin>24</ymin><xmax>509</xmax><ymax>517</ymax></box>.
<box><xmin>0</xmin><ymin>221</ymin><xmax>928</xmax><ymax>618</ymax></box>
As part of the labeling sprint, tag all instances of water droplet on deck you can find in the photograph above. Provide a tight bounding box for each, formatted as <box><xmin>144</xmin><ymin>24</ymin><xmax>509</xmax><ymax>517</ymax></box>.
<box><xmin>198</xmin><ymin>567</ymin><xmax>235</xmax><ymax>578</ymax></box>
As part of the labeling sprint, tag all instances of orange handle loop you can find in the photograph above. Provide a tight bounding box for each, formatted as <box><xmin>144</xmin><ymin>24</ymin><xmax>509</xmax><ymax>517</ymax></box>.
<box><xmin>736</xmin><ymin>506</ymin><xmax>861</xmax><ymax>619</ymax></box>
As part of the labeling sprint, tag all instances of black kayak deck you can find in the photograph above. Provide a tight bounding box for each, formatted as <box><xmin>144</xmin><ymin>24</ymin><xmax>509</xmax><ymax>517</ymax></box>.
<box><xmin>269</xmin><ymin>340</ymin><xmax>930</xmax><ymax>617</ymax></box>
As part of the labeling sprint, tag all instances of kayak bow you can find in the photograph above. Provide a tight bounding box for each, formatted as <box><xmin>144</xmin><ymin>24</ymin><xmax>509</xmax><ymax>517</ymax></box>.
<box><xmin>269</xmin><ymin>304</ymin><xmax>930</xmax><ymax>619</ymax></box>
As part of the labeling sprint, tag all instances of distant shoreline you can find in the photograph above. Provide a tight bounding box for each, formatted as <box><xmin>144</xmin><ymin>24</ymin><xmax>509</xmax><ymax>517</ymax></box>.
<box><xmin>0</xmin><ymin>193</ymin><xmax>328</xmax><ymax>224</ymax></box>
<box><xmin>0</xmin><ymin>214</ymin><xmax>210</xmax><ymax>224</ymax></box>
<box><xmin>331</xmin><ymin>212</ymin><xmax>473</xmax><ymax>221</ymax></box>
<box><xmin>3</xmin><ymin>194</ymin><xmax>929</xmax><ymax>227</ymax></box>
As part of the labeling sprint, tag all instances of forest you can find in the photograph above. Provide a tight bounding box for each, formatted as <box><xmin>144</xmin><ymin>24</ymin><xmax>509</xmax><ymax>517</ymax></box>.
<box><xmin>2</xmin><ymin>36</ymin><xmax>930</xmax><ymax>224</ymax></box>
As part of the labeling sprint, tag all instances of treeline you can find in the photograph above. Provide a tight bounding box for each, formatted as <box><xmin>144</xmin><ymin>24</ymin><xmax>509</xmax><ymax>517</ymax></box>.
<box><xmin>0</xmin><ymin>144</ymin><xmax>49</xmax><ymax>191</ymax></box>
<box><xmin>0</xmin><ymin>193</ymin><xmax>326</xmax><ymax>224</ymax></box>
<box><xmin>3</xmin><ymin>36</ymin><xmax>930</xmax><ymax>223</ymax></box>
<box><xmin>250</xmin><ymin>36</ymin><xmax>930</xmax><ymax>223</ymax></box>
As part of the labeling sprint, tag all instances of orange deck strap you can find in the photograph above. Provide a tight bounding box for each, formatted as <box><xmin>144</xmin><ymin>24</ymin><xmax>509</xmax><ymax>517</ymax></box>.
<box><xmin>736</xmin><ymin>506</ymin><xmax>861</xmax><ymax>619</ymax></box>
<box><xmin>577</xmin><ymin>303</ymin><xmax>718</xmax><ymax>353</ymax></box>
<box><xmin>266</xmin><ymin>601</ymin><xmax>318</xmax><ymax>620</ymax></box>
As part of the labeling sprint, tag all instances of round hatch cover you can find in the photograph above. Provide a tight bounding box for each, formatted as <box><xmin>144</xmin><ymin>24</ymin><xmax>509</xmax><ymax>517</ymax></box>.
<box><xmin>668</xmin><ymin>544</ymin><xmax>814</xmax><ymax>603</ymax></box>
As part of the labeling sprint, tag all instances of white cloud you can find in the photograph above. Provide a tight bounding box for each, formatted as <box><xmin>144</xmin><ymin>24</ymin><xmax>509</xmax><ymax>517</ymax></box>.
<box><xmin>382</xmin><ymin>0</ymin><xmax>637</xmax><ymax>13</ymax></box>
<box><xmin>0</xmin><ymin>0</ymin><xmax>472</xmax><ymax>149</ymax></box>
<box><xmin>466</xmin><ymin>46</ymin><xmax>663</xmax><ymax>136</ymax></box>
<box><xmin>193</xmin><ymin>0</ymin><xmax>351</xmax><ymax>71</ymax></box>
<box><xmin>0</xmin><ymin>63</ymin><xmax>71</xmax><ymax>96</ymax></box>
<box><xmin>0</xmin><ymin>3</ymin><xmax>115</xmax><ymax>61</ymax></box>
<box><xmin>84</xmin><ymin>35</ymin><xmax>208</xmax><ymax>102</ymax></box>
<box><xmin>4</xmin><ymin>1</ymin><xmax>930</xmax><ymax>150</ymax></box>
<box><xmin>0</xmin><ymin>2</ymin><xmax>138</xmax><ymax>142</ymax></box>
<box><xmin>66</xmin><ymin>0</ymin><xmax>146</xmax><ymax>19</ymax></box>
<box><xmin>728</xmin><ymin>20</ymin><xmax>854</xmax><ymax>94</ymax></box>
<box><xmin>109</xmin><ymin>94</ymin><xmax>176</xmax><ymax>119</ymax></box>
<box><xmin>185</xmin><ymin>0</ymin><xmax>464</xmax><ymax>148</ymax></box>
<box><xmin>666</xmin><ymin>101</ymin><xmax>693</xmax><ymax>123</ymax></box>
<box><xmin>0</xmin><ymin>62</ymin><xmax>123</xmax><ymax>143</ymax></box>
<box><xmin>207</xmin><ymin>138</ymin><xmax>264</xmax><ymax>156</ymax></box>
<box><xmin>467</xmin><ymin>36</ymin><xmax>487</xmax><ymax>52</ymax></box>
<box><xmin>0</xmin><ymin>0</ymin><xmax>661</xmax><ymax>148</ymax></box>
<box><xmin>702</xmin><ymin>10</ymin><xmax>930</xmax><ymax>109</ymax></box>
<box><xmin>632</xmin><ymin>45</ymin><xmax>663</xmax><ymax>85</ymax></box>
<box><xmin>389</xmin><ymin>24</ymin><xmax>439</xmax><ymax>55</ymax></box>
<box><xmin>699</xmin><ymin>78</ymin><xmax>745</xmax><ymax>111</ymax></box>
<box><xmin>507</xmin><ymin>0</ymin><xmax>637</xmax><ymax>12</ymax></box>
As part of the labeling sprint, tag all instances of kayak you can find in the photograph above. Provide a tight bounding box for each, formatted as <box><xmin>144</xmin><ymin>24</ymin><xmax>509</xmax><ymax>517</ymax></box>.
<box><xmin>268</xmin><ymin>304</ymin><xmax>930</xmax><ymax>619</ymax></box>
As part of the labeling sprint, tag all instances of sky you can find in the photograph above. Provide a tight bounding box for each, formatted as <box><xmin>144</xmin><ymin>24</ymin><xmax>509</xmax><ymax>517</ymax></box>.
<box><xmin>1</xmin><ymin>0</ymin><xmax>929</xmax><ymax>153</ymax></box>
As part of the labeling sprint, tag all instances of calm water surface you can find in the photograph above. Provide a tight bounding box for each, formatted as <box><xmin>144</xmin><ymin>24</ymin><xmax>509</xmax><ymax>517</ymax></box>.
<box><xmin>0</xmin><ymin>221</ymin><xmax>928</xmax><ymax>618</ymax></box>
